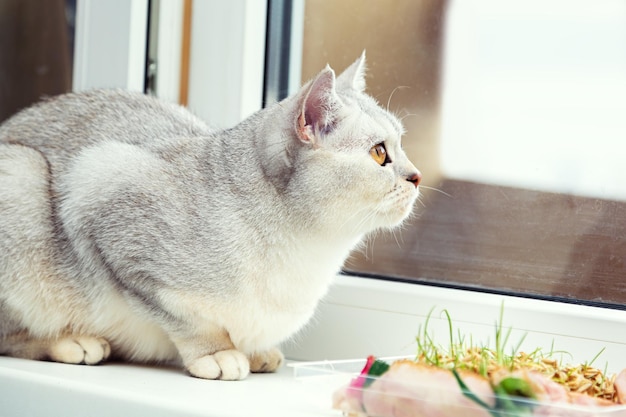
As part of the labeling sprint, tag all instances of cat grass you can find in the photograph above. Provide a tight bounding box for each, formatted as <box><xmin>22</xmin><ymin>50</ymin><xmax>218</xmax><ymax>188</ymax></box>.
<box><xmin>413</xmin><ymin>305</ymin><xmax>617</xmax><ymax>402</ymax></box>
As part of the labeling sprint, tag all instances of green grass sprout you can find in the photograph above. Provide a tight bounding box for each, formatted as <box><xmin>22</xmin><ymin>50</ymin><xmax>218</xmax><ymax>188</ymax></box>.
<box><xmin>413</xmin><ymin>304</ymin><xmax>615</xmax><ymax>402</ymax></box>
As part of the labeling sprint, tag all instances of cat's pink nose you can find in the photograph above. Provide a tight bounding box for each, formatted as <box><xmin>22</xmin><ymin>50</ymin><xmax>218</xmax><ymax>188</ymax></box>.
<box><xmin>407</xmin><ymin>171</ymin><xmax>422</xmax><ymax>188</ymax></box>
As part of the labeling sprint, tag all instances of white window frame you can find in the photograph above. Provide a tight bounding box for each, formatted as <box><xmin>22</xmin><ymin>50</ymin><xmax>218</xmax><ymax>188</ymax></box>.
<box><xmin>73</xmin><ymin>0</ymin><xmax>149</xmax><ymax>92</ymax></box>
<box><xmin>186</xmin><ymin>0</ymin><xmax>267</xmax><ymax>128</ymax></box>
<box><xmin>72</xmin><ymin>0</ymin><xmax>626</xmax><ymax>372</ymax></box>
<box><xmin>150</xmin><ymin>0</ymin><xmax>185</xmax><ymax>104</ymax></box>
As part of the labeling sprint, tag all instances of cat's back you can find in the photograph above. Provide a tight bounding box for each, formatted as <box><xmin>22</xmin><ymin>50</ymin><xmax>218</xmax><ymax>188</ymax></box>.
<box><xmin>0</xmin><ymin>89</ymin><xmax>212</xmax><ymax>159</ymax></box>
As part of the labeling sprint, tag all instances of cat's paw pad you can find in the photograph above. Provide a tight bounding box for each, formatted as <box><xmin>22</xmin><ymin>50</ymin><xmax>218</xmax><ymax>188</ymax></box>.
<box><xmin>48</xmin><ymin>336</ymin><xmax>111</xmax><ymax>365</ymax></box>
<box><xmin>187</xmin><ymin>349</ymin><xmax>250</xmax><ymax>380</ymax></box>
<box><xmin>249</xmin><ymin>347</ymin><xmax>284</xmax><ymax>373</ymax></box>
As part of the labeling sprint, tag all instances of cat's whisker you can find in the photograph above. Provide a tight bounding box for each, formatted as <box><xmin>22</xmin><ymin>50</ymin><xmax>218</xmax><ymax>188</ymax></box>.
<box><xmin>352</xmin><ymin>232</ymin><xmax>374</xmax><ymax>261</ymax></box>
<box><xmin>339</xmin><ymin>203</ymin><xmax>379</xmax><ymax>235</ymax></box>
<box><xmin>390</xmin><ymin>228</ymin><xmax>403</xmax><ymax>249</ymax></box>
<box><xmin>398</xmin><ymin>112</ymin><xmax>418</xmax><ymax>123</ymax></box>
<box><xmin>353</xmin><ymin>210</ymin><xmax>377</xmax><ymax>236</ymax></box>
<box><xmin>386</xmin><ymin>86</ymin><xmax>410</xmax><ymax>112</ymax></box>
<box><xmin>337</xmin><ymin>206</ymin><xmax>365</xmax><ymax>231</ymax></box>
<box><xmin>362</xmin><ymin>235</ymin><xmax>374</xmax><ymax>262</ymax></box>
<box><xmin>415</xmin><ymin>195</ymin><xmax>427</xmax><ymax>209</ymax></box>
<box><xmin>420</xmin><ymin>185</ymin><xmax>453</xmax><ymax>198</ymax></box>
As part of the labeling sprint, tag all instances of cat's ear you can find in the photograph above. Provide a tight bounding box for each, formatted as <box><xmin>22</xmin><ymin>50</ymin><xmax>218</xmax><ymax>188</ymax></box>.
<box><xmin>336</xmin><ymin>51</ymin><xmax>367</xmax><ymax>93</ymax></box>
<box><xmin>296</xmin><ymin>65</ymin><xmax>341</xmax><ymax>146</ymax></box>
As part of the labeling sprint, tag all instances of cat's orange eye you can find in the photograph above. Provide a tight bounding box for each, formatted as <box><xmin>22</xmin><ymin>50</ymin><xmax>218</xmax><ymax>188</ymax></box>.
<box><xmin>369</xmin><ymin>143</ymin><xmax>387</xmax><ymax>165</ymax></box>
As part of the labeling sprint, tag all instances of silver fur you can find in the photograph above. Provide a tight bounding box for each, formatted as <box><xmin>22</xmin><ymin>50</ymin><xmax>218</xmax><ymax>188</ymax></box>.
<box><xmin>0</xmin><ymin>55</ymin><xmax>420</xmax><ymax>379</ymax></box>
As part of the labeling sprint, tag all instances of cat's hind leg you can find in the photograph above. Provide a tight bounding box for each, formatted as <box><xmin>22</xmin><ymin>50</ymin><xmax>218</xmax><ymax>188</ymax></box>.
<box><xmin>0</xmin><ymin>144</ymin><xmax>111</xmax><ymax>366</ymax></box>
<box><xmin>48</xmin><ymin>335</ymin><xmax>111</xmax><ymax>364</ymax></box>
<box><xmin>1</xmin><ymin>333</ymin><xmax>111</xmax><ymax>365</ymax></box>
<box><xmin>249</xmin><ymin>347</ymin><xmax>284</xmax><ymax>373</ymax></box>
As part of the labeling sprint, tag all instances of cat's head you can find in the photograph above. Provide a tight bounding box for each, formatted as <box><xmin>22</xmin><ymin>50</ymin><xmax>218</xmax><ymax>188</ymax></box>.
<box><xmin>263</xmin><ymin>53</ymin><xmax>421</xmax><ymax>235</ymax></box>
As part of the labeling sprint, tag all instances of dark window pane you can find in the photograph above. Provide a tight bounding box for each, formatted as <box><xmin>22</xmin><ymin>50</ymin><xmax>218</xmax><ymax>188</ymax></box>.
<box><xmin>345</xmin><ymin>180</ymin><xmax>626</xmax><ymax>308</ymax></box>
<box><xmin>0</xmin><ymin>0</ymin><xmax>74</xmax><ymax>122</ymax></box>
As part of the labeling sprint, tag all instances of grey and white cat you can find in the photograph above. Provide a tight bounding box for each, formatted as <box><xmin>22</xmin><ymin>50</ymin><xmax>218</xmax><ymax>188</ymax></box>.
<box><xmin>0</xmin><ymin>54</ymin><xmax>421</xmax><ymax>380</ymax></box>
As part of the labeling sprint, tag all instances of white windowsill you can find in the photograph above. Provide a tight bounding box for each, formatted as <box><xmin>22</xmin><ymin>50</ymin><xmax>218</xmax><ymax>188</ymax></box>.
<box><xmin>0</xmin><ymin>357</ymin><xmax>336</xmax><ymax>417</ymax></box>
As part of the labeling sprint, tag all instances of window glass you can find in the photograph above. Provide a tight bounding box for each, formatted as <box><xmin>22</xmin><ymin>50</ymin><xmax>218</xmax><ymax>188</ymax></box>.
<box><xmin>300</xmin><ymin>0</ymin><xmax>626</xmax><ymax>308</ymax></box>
<box><xmin>0</xmin><ymin>0</ymin><xmax>76</xmax><ymax>123</ymax></box>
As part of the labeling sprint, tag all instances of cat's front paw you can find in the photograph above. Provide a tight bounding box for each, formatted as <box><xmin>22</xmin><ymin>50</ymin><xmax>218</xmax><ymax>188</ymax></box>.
<box><xmin>187</xmin><ymin>349</ymin><xmax>250</xmax><ymax>380</ymax></box>
<box><xmin>48</xmin><ymin>336</ymin><xmax>111</xmax><ymax>365</ymax></box>
<box><xmin>249</xmin><ymin>347</ymin><xmax>284</xmax><ymax>373</ymax></box>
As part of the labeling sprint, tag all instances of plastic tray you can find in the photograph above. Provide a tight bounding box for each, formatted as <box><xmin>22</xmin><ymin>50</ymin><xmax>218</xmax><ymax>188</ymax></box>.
<box><xmin>291</xmin><ymin>357</ymin><xmax>626</xmax><ymax>417</ymax></box>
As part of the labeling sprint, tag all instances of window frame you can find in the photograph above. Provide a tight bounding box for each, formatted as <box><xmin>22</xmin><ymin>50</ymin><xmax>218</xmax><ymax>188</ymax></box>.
<box><xmin>186</xmin><ymin>0</ymin><xmax>267</xmax><ymax>128</ymax></box>
<box><xmin>73</xmin><ymin>0</ymin><xmax>149</xmax><ymax>92</ymax></box>
<box><xmin>73</xmin><ymin>0</ymin><xmax>626</xmax><ymax>370</ymax></box>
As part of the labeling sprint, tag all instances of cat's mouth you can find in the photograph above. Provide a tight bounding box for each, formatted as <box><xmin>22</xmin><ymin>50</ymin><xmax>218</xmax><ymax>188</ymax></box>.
<box><xmin>377</xmin><ymin>186</ymin><xmax>420</xmax><ymax>226</ymax></box>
